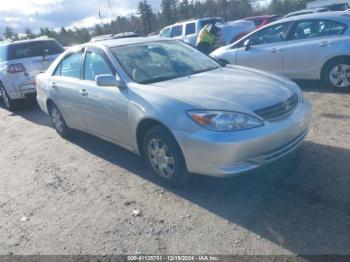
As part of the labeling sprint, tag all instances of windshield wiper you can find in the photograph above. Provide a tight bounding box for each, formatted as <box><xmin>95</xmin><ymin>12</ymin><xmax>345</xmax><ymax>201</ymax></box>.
<box><xmin>192</xmin><ymin>67</ymin><xmax>218</xmax><ymax>75</ymax></box>
<box><xmin>139</xmin><ymin>76</ymin><xmax>179</xmax><ymax>84</ymax></box>
<box><xmin>139</xmin><ymin>68</ymin><xmax>219</xmax><ymax>84</ymax></box>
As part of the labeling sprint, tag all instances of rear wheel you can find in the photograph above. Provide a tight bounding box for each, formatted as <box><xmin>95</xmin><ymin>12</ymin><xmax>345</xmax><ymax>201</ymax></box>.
<box><xmin>49</xmin><ymin>103</ymin><xmax>71</xmax><ymax>138</ymax></box>
<box><xmin>0</xmin><ymin>84</ymin><xmax>18</xmax><ymax>111</ymax></box>
<box><xmin>143</xmin><ymin>126</ymin><xmax>189</xmax><ymax>187</ymax></box>
<box><xmin>323</xmin><ymin>59</ymin><xmax>350</xmax><ymax>90</ymax></box>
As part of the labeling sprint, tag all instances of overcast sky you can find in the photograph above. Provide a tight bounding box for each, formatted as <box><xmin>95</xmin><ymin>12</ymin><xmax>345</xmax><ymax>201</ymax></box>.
<box><xmin>0</xmin><ymin>0</ymin><xmax>269</xmax><ymax>34</ymax></box>
<box><xmin>0</xmin><ymin>0</ymin><xmax>162</xmax><ymax>33</ymax></box>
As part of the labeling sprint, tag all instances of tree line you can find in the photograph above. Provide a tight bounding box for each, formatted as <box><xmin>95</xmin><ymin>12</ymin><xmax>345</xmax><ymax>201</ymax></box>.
<box><xmin>2</xmin><ymin>0</ymin><xmax>311</xmax><ymax>46</ymax></box>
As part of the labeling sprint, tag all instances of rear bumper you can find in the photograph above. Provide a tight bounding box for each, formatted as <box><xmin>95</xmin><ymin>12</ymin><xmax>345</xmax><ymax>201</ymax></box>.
<box><xmin>6</xmin><ymin>81</ymin><xmax>36</xmax><ymax>100</ymax></box>
<box><xmin>173</xmin><ymin>100</ymin><xmax>311</xmax><ymax>177</ymax></box>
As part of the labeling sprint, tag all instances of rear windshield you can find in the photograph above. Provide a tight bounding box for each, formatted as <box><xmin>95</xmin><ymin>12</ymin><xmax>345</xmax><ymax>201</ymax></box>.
<box><xmin>201</xmin><ymin>18</ymin><xmax>225</xmax><ymax>27</ymax></box>
<box><xmin>0</xmin><ymin>40</ymin><xmax>63</xmax><ymax>61</ymax></box>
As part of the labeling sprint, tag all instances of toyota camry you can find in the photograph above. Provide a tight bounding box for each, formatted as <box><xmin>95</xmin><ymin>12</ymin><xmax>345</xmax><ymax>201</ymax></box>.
<box><xmin>36</xmin><ymin>37</ymin><xmax>311</xmax><ymax>186</ymax></box>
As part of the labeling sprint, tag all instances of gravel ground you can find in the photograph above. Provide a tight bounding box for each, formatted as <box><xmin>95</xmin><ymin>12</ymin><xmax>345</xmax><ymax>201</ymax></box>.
<box><xmin>0</xmin><ymin>81</ymin><xmax>349</xmax><ymax>255</ymax></box>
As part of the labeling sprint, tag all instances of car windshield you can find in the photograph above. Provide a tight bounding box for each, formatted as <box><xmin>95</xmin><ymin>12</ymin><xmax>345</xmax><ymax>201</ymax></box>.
<box><xmin>110</xmin><ymin>40</ymin><xmax>220</xmax><ymax>84</ymax></box>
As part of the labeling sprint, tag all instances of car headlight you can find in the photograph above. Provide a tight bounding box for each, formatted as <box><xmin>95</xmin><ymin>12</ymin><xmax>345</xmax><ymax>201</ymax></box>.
<box><xmin>187</xmin><ymin>110</ymin><xmax>264</xmax><ymax>132</ymax></box>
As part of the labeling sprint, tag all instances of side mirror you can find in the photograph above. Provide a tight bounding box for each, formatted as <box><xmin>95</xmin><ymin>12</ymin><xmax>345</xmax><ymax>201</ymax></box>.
<box><xmin>244</xmin><ymin>39</ymin><xmax>251</xmax><ymax>51</ymax></box>
<box><xmin>96</xmin><ymin>74</ymin><xmax>123</xmax><ymax>88</ymax></box>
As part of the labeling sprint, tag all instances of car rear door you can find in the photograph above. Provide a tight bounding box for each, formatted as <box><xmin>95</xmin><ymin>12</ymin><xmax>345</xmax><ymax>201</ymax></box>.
<box><xmin>235</xmin><ymin>22</ymin><xmax>291</xmax><ymax>74</ymax></box>
<box><xmin>50</xmin><ymin>49</ymin><xmax>88</xmax><ymax>129</ymax></box>
<box><xmin>170</xmin><ymin>25</ymin><xmax>184</xmax><ymax>41</ymax></box>
<box><xmin>283</xmin><ymin>19</ymin><xmax>348</xmax><ymax>78</ymax></box>
<box><xmin>79</xmin><ymin>47</ymin><xmax>129</xmax><ymax>144</ymax></box>
<box><xmin>184</xmin><ymin>22</ymin><xmax>197</xmax><ymax>46</ymax></box>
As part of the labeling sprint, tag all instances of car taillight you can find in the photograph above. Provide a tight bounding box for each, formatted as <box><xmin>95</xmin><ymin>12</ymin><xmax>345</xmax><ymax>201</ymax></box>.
<box><xmin>6</xmin><ymin>63</ymin><xmax>26</xmax><ymax>73</ymax></box>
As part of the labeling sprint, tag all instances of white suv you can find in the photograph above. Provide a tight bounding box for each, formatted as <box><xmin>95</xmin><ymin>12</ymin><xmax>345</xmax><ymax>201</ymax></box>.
<box><xmin>0</xmin><ymin>39</ymin><xmax>64</xmax><ymax>110</ymax></box>
<box><xmin>159</xmin><ymin>17</ymin><xmax>254</xmax><ymax>47</ymax></box>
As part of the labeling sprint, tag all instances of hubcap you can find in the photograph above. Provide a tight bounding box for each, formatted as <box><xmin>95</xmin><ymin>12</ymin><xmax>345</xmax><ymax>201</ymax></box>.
<box><xmin>147</xmin><ymin>138</ymin><xmax>176</xmax><ymax>178</ymax></box>
<box><xmin>1</xmin><ymin>87</ymin><xmax>10</xmax><ymax>108</ymax></box>
<box><xmin>330</xmin><ymin>64</ymin><xmax>350</xmax><ymax>88</ymax></box>
<box><xmin>51</xmin><ymin>108</ymin><xmax>64</xmax><ymax>133</ymax></box>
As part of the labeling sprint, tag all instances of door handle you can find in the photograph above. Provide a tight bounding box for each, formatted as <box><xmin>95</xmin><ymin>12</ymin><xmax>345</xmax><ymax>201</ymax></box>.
<box><xmin>271</xmin><ymin>48</ymin><xmax>281</xmax><ymax>53</ymax></box>
<box><xmin>319</xmin><ymin>40</ymin><xmax>334</xmax><ymax>47</ymax></box>
<box><xmin>51</xmin><ymin>82</ymin><xmax>57</xmax><ymax>89</ymax></box>
<box><xmin>80</xmin><ymin>89</ymin><xmax>88</xmax><ymax>96</ymax></box>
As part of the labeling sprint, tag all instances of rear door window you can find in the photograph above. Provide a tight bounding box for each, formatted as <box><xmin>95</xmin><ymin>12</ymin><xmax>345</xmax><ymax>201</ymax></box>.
<box><xmin>328</xmin><ymin>21</ymin><xmax>347</xmax><ymax>35</ymax></box>
<box><xmin>7</xmin><ymin>40</ymin><xmax>63</xmax><ymax>61</ymax></box>
<box><xmin>185</xmin><ymin>23</ymin><xmax>196</xmax><ymax>35</ymax></box>
<box><xmin>171</xmin><ymin>25</ymin><xmax>183</xmax><ymax>37</ymax></box>
<box><xmin>291</xmin><ymin>20</ymin><xmax>331</xmax><ymax>40</ymax></box>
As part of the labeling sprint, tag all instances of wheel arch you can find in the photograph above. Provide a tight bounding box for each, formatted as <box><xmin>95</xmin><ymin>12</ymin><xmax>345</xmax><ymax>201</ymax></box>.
<box><xmin>136</xmin><ymin>118</ymin><xmax>178</xmax><ymax>156</ymax></box>
<box><xmin>321</xmin><ymin>55</ymin><xmax>350</xmax><ymax>80</ymax></box>
<box><xmin>46</xmin><ymin>99</ymin><xmax>56</xmax><ymax>116</ymax></box>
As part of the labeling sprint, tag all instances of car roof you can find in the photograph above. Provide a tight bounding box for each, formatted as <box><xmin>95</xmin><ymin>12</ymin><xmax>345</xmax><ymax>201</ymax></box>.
<box><xmin>172</xmin><ymin>17</ymin><xmax>224</xmax><ymax>25</ymax></box>
<box><xmin>0</xmin><ymin>38</ymin><xmax>57</xmax><ymax>47</ymax></box>
<box><xmin>90</xmin><ymin>32</ymin><xmax>140</xmax><ymax>42</ymax></box>
<box><xmin>88</xmin><ymin>36</ymin><xmax>173</xmax><ymax>49</ymax></box>
<box><xmin>244</xmin><ymin>15</ymin><xmax>278</xmax><ymax>19</ymax></box>
<box><xmin>273</xmin><ymin>11</ymin><xmax>350</xmax><ymax>24</ymax></box>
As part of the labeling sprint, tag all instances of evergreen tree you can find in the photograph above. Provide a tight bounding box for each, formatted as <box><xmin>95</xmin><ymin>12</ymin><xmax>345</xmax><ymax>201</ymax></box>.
<box><xmin>24</xmin><ymin>28</ymin><xmax>36</xmax><ymax>39</ymax></box>
<box><xmin>161</xmin><ymin>0</ymin><xmax>179</xmax><ymax>26</ymax></box>
<box><xmin>180</xmin><ymin>0</ymin><xmax>192</xmax><ymax>20</ymax></box>
<box><xmin>138</xmin><ymin>0</ymin><xmax>156</xmax><ymax>35</ymax></box>
<box><xmin>4</xmin><ymin>27</ymin><xmax>15</xmax><ymax>39</ymax></box>
<box><xmin>93</xmin><ymin>24</ymin><xmax>104</xmax><ymax>37</ymax></box>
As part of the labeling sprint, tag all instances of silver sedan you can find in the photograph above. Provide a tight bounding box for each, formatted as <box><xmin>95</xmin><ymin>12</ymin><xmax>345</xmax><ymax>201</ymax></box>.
<box><xmin>211</xmin><ymin>11</ymin><xmax>350</xmax><ymax>90</ymax></box>
<box><xmin>36</xmin><ymin>38</ymin><xmax>311</xmax><ymax>186</ymax></box>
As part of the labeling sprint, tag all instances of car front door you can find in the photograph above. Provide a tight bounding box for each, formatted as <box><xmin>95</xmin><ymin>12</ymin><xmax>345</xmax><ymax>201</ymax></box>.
<box><xmin>80</xmin><ymin>47</ymin><xmax>129</xmax><ymax>144</ymax></box>
<box><xmin>235</xmin><ymin>22</ymin><xmax>291</xmax><ymax>74</ymax></box>
<box><xmin>283</xmin><ymin>19</ymin><xmax>347</xmax><ymax>78</ymax></box>
<box><xmin>50</xmin><ymin>49</ymin><xmax>87</xmax><ymax>129</ymax></box>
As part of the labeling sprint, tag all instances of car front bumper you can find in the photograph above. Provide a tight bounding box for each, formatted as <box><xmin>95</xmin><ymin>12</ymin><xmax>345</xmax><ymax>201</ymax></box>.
<box><xmin>173</xmin><ymin>100</ymin><xmax>312</xmax><ymax>177</ymax></box>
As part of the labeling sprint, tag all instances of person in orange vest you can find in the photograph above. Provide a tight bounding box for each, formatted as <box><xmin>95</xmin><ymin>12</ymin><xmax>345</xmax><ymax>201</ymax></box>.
<box><xmin>196</xmin><ymin>23</ymin><xmax>221</xmax><ymax>55</ymax></box>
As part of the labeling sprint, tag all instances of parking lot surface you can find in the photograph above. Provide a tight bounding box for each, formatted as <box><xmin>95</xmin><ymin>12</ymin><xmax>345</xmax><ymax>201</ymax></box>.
<box><xmin>0</xmin><ymin>81</ymin><xmax>349</xmax><ymax>255</ymax></box>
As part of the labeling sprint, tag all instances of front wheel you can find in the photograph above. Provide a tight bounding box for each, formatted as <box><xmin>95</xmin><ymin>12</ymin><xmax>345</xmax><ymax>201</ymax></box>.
<box><xmin>0</xmin><ymin>85</ymin><xmax>18</xmax><ymax>111</ymax></box>
<box><xmin>49</xmin><ymin>104</ymin><xmax>71</xmax><ymax>138</ymax></box>
<box><xmin>143</xmin><ymin>126</ymin><xmax>189</xmax><ymax>187</ymax></box>
<box><xmin>323</xmin><ymin>59</ymin><xmax>350</xmax><ymax>90</ymax></box>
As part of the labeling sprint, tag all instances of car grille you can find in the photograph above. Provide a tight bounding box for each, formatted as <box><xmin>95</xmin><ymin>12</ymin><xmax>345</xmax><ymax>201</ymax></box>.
<box><xmin>255</xmin><ymin>94</ymin><xmax>298</xmax><ymax>121</ymax></box>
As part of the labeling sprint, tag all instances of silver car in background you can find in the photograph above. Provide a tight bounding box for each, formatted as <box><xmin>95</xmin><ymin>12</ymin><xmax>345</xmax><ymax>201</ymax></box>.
<box><xmin>0</xmin><ymin>39</ymin><xmax>64</xmax><ymax>110</ymax></box>
<box><xmin>211</xmin><ymin>12</ymin><xmax>350</xmax><ymax>90</ymax></box>
<box><xmin>36</xmin><ymin>38</ymin><xmax>311</xmax><ymax>186</ymax></box>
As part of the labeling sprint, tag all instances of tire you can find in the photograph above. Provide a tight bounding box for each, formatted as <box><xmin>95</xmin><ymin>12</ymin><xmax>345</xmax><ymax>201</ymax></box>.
<box><xmin>49</xmin><ymin>103</ymin><xmax>71</xmax><ymax>138</ymax></box>
<box><xmin>0</xmin><ymin>84</ymin><xmax>18</xmax><ymax>111</ymax></box>
<box><xmin>143</xmin><ymin>126</ymin><xmax>189</xmax><ymax>187</ymax></box>
<box><xmin>322</xmin><ymin>58</ymin><xmax>350</xmax><ymax>90</ymax></box>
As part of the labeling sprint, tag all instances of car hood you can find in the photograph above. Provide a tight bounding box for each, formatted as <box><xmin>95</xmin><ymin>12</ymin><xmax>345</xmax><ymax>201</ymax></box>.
<box><xmin>148</xmin><ymin>66</ymin><xmax>296</xmax><ymax>113</ymax></box>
